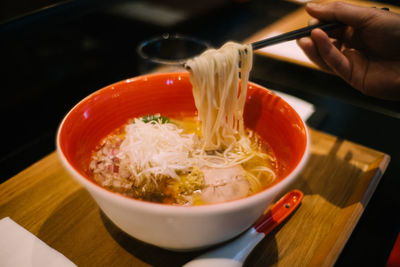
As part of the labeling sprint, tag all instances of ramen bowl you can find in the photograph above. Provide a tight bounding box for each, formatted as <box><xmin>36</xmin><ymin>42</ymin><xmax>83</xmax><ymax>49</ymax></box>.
<box><xmin>57</xmin><ymin>72</ymin><xmax>309</xmax><ymax>250</ymax></box>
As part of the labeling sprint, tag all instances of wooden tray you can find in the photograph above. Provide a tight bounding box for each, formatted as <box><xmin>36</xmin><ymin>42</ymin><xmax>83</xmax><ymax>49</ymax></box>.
<box><xmin>0</xmin><ymin>128</ymin><xmax>389</xmax><ymax>267</ymax></box>
<box><xmin>245</xmin><ymin>0</ymin><xmax>400</xmax><ymax>70</ymax></box>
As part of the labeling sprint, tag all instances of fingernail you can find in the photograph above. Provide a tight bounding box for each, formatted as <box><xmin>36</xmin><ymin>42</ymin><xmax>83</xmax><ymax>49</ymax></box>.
<box><xmin>306</xmin><ymin>2</ymin><xmax>322</xmax><ymax>9</ymax></box>
<box><xmin>296</xmin><ymin>38</ymin><xmax>303</xmax><ymax>46</ymax></box>
<box><xmin>308</xmin><ymin>18</ymin><xmax>319</xmax><ymax>26</ymax></box>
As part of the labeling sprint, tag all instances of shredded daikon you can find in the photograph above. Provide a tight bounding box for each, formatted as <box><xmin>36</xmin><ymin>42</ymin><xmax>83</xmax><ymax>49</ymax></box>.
<box><xmin>117</xmin><ymin>119</ymin><xmax>199</xmax><ymax>185</ymax></box>
<box><xmin>90</xmin><ymin>41</ymin><xmax>277</xmax><ymax>204</ymax></box>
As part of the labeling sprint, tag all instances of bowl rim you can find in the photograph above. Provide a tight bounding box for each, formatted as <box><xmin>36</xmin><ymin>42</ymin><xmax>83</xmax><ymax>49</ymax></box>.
<box><xmin>56</xmin><ymin>72</ymin><xmax>310</xmax><ymax>214</ymax></box>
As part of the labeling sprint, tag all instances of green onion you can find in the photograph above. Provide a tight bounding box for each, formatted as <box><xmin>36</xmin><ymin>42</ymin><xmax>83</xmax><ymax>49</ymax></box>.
<box><xmin>140</xmin><ymin>114</ymin><xmax>170</xmax><ymax>124</ymax></box>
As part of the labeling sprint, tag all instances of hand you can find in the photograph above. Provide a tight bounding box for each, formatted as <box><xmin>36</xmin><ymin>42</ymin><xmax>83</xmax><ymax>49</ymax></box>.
<box><xmin>297</xmin><ymin>1</ymin><xmax>400</xmax><ymax>100</ymax></box>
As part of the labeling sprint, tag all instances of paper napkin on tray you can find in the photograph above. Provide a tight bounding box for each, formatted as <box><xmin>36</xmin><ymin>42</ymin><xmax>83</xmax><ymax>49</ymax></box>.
<box><xmin>257</xmin><ymin>31</ymin><xmax>316</xmax><ymax>68</ymax></box>
<box><xmin>0</xmin><ymin>217</ymin><xmax>76</xmax><ymax>267</ymax></box>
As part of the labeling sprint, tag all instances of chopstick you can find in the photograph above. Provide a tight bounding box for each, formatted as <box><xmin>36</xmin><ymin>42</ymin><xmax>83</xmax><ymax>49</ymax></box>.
<box><xmin>184</xmin><ymin>22</ymin><xmax>339</xmax><ymax>70</ymax></box>
<box><xmin>185</xmin><ymin>7</ymin><xmax>389</xmax><ymax>69</ymax></box>
<box><xmin>251</xmin><ymin>7</ymin><xmax>390</xmax><ymax>50</ymax></box>
<box><xmin>251</xmin><ymin>21</ymin><xmax>343</xmax><ymax>50</ymax></box>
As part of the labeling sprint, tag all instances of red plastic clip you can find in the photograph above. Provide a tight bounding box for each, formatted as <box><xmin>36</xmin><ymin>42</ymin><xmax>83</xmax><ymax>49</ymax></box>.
<box><xmin>254</xmin><ymin>190</ymin><xmax>304</xmax><ymax>235</ymax></box>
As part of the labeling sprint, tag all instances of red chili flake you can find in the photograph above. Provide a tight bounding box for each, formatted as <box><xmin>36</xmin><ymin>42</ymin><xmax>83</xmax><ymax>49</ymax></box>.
<box><xmin>113</xmin><ymin>165</ymin><xmax>119</xmax><ymax>173</ymax></box>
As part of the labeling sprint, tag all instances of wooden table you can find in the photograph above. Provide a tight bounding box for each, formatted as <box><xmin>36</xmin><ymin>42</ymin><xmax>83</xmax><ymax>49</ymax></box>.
<box><xmin>0</xmin><ymin>128</ymin><xmax>389</xmax><ymax>267</ymax></box>
<box><xmin>245</xmin><ymin>0</ymin><xmax>400</xmax><ymax>70</ymax></box>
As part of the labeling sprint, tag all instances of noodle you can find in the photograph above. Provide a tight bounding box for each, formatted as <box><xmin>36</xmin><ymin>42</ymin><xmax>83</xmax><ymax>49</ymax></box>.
<box><xmin>186</xmin><ymin>42</ymin><xmax>272</xmax><ymax>172</ymax></box>
<box><xmin>90</xmin><ymin>41</ymin><xmax>276</xmax><ymax>205</ymax></box>
<box><xmin>186</xmin><ymin>42</ymin><xmax>252</xmax><ymax>151</ymax></box>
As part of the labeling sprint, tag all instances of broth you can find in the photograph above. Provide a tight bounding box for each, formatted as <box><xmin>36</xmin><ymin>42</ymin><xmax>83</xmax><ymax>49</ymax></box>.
<box><xmin>89</xmin><ymin>115</ymin><xmax>277</xmax><ymax>205</ymax></box>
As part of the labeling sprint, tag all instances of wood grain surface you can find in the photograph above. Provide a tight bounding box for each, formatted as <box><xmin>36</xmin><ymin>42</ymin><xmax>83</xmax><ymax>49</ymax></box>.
<box><xmin>0</xmin><ymin>128</ymin><xmax>390</xmax><ymax>267</ymax></box>
<box><xmin>245</xmin><ymin>0</ymin><xmax>400</xmax><ymax>70</ymax></box>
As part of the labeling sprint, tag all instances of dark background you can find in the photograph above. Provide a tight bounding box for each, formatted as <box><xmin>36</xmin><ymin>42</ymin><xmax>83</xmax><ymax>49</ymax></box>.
<box><xmin>1</xmin><ymin>0</ymin><xmax>399</xmax><ymax>266</ymax></box>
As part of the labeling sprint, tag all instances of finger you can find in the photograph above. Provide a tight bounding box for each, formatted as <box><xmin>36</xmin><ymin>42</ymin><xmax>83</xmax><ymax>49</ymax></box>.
<box><xmin>341</xmin><ymin>48</ymin><xmax>368</xmax><ymax>93</ymax></box>
<box><xmin>297</xmin><ymin>37</ymin><xmax>332</xmax><ymax>72</ymax></box>
<box><xmin>311</xmin><ymin>28</ymin><xmax>352</xmax><ymax>80</ymax></box>
<box><xmin>305</xmin><ymin>1</ymin><xmax>376</xmax><ymax>27</ymax></box>
<box><xmin>305</xmin><ymin>10</ymin><xmax>345</xmax><ymax>42</ymax></box>
<box><xmin>332</xmin><ymin>38</ymin><xmax>342</xmax><ymax>50</ymax></box>
<box><xmin>308</xmin><ymin>18</ymin><xmax>319</xmax><ymax>26</ymax></box>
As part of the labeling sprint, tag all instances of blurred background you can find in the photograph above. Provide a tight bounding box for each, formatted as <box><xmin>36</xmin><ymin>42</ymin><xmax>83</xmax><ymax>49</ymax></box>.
<box><xmin>1</xmin><ymin>0</ymin><xmax>399</xmax><ymax>179</ymax></box>
<box><xmin>1</xmin><ymin>0</ymin><xmax>399</xmax><ymax>265</ymax></box>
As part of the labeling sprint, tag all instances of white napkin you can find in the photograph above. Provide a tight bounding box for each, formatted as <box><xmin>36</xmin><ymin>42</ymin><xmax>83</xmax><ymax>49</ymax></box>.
<box><xmin>259</xmin><ymin>31</ymin><xmax>315</xmax><ymax>67</ymax></box>
<box><xmin>0</xmin><ymin>217</ymin><xmax>76</xmax><ymax>267</ymax></box>
<box><xmin>272</xmin><ymin>90</ymin><xmax>315</xmax><ymax>121</ymax></box>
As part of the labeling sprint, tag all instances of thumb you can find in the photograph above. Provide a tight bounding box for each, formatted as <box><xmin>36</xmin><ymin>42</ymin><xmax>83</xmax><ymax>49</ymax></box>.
<box><xmin>305</xmin><ymin>1</ymin><xmax>376</xmax><ymax>27</ymax></box>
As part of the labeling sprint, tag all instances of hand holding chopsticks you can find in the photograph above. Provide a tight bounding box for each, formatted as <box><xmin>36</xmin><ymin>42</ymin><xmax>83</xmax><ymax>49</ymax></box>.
<box><xmin>250</xmin><ymin>7</ymin><xmax>389</xmax><ymax>50</ymax></box>
<box><xmin>296</xmin><ymin>2</ymin><xmax>399</xmax><ymax>101</ymax></box>
<box><xmin>251</xmin><ymin>21</ymin><xmax>343</xmax><ymax>50</ymax></box>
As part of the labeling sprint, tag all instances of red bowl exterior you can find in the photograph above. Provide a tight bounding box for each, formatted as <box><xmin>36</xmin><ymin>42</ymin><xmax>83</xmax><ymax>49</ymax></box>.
<box><xmin>58</xmin><ymin>72</ymin><xmax>307</xmax><ymax>186</ymax></box>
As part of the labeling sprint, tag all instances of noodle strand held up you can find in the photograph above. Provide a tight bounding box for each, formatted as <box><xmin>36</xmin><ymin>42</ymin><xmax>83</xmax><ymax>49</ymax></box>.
<box><xmin>90</xmin><ymin>41</ymin><xmax>276</xmax><ymax>205</ymax></box>
<box><xmin>186</xmin><ymin>42</ymin><xmax>264</xmax><ymax>169</ymax></box>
